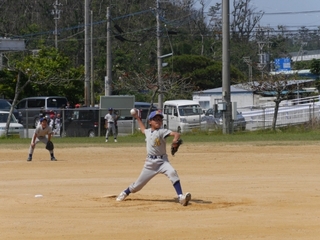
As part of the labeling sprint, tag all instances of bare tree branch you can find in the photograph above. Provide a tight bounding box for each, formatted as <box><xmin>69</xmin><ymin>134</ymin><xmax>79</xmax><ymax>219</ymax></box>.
<box><xmin>113</xmin><ymin>68</ymin><xmax>195</xmax><ymax>126</ymax></box>
<box><xmin>242</xmin><ymin>73</ymin><xmax>307</xmax><ymax>130</ymax></box>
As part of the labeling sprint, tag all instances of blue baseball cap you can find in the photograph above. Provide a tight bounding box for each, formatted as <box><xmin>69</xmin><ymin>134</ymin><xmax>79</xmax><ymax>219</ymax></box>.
<box><xmin>108</xmin><ymin>108</ymin><xmax>113</xmax><ymax>111</ymax></box>
<box><xmin>40</xmin><ymin>117</ymin><xmax>48</xmax><ymax>122</ymax></box>
<box><xmin>148</xmin><ymin>110</ymin><xmax>163</xmax><ymax>120</ymax></box>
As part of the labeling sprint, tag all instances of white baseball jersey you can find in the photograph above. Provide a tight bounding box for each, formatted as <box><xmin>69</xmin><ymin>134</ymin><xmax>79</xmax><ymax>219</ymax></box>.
<box><xmin>145</xmin><ymin>128</ymin><xmax>172</xmax><ymax>156</ymax></box>
<box><xmin>104</xmin><ymin>113</ymin><xmax>117</xmax><ymax>123</ymax></box>
<box><xmin>127</xmin><ymin>127</ymin><xmax>180</xmax><ymax>194</ymax></box>
<box><xmin>34</xmin><ymin>124</ymin><xmax>53</xmax><ymax>137</ymax></box>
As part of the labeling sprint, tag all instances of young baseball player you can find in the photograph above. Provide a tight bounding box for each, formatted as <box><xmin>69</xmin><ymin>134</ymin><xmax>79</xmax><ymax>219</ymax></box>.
<box><xmin>27</xmin><ymin>117</ymin><xmax>57</xmax><ymax>161</ymax></box>
<box><xmin>104</xmin><ymin>108</ymin><xmax>118</xmax><ymax>142</ymax></box>
<box><xmin>116</xmin><ymin>110</ymin><xmax>191</xmax><ymax>206</ymax></box>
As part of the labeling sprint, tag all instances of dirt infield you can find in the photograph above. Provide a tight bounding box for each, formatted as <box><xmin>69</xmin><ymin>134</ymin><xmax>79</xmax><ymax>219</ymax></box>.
<box><xmin>1</xmin><ymin>142</ymin><xmax>320</xmax><ymax>239</ymax></box>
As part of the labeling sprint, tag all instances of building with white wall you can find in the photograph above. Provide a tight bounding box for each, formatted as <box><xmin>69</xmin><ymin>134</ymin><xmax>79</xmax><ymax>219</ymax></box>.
<box><xmin>193</xmin><ymin>80</ymin><xmax>316</xmax><ymax>111</ymax></box>
<box><xmin>192</xmin><ymin>84</ymin><xmax>255</xmax><ymax>111</ymax></box>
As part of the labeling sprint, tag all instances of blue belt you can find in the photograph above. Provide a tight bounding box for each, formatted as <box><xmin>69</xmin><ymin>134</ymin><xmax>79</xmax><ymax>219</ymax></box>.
<box><xmin>148</xmin><ymin>155</ymin><xmax>163</xmax><ymax>159</ymax></box>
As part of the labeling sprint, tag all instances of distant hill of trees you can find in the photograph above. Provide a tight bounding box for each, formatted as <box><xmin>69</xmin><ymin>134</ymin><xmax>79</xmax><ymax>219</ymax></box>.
<box><xmin>1</xmin><ymin>0</ymin><xmax>319</xmax><ymax>104</ymax></box>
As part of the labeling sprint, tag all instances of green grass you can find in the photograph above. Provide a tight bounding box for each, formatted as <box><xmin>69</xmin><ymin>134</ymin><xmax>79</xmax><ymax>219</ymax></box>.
<box><xmin>2</xmin><ymin>125</ymin><xmax>320</xmax><ymax>148</ymax></box>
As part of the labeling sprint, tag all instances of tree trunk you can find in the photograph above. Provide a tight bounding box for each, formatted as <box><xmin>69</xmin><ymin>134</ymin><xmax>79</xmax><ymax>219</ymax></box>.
<box><xmin>5</xmin><ymin>72</ymin><xmax>21</xmax><ymax>137</ymax></box>
<box><xmin>5</xmin><ymin>71</ymin><xmax>31</xmax><ymax>137</ymax></box>
<box><xmin>272</xmin><ymin>100</ymin><xmax>280</xmax><ymax>131</ymax></box>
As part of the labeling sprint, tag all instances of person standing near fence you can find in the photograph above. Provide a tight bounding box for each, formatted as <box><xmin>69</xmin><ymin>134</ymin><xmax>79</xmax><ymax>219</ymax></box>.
<box><xmin>104</xmin><ymin>108</ymin><xmax>118</xmax><ymax>142</ymax></box>
<box><xmin>54</xmin><ymin>113</ymin><xmax>61</xmax><ymax>136</ymax></box>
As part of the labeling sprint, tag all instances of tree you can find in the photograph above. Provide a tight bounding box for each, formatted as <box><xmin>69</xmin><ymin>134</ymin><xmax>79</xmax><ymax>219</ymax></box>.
<box><xmin>245</xmin><ymin>73</ymin><xmax>305</xmax><ymax>131</ymax></box>
<box><xmin>113</xmin><ymin>67</ymin><xmax>194</xmax><ymax>126</ymax></box>
<box><xmin>310</xmin><ymin>59</ymin><xmax>320</xmax><ymax>90</ymax></box>
<box><xmin>2</xmin><ymin>0</ymin><xmax>320</xmax><ymax>108</ymax></box>
<box><xmin>167</xmin><ymin>55</ymin><xmax>245</xmax><ymax>90</ymax></box>
<box><xmin>207</xmin><ymin>0</ymin><xmax>263</xmax><ymax>42</ymax></box>
<box><xmin>231</xmin><ymin>0</ymin><xmax>263</xmax><ymax>42</ymax></box>
<box><xmin>1</xmin><ymin>47</ymin><xmax>83</xmax><ymax>137</ymax></box>
<box><xmin>310</xmin><ymin>59</ymin><xmax>320</xmax><ymax>78</ymax></box>
<box><xmin>207</xmin><ymin>0</ymin><xmax>263</xmax><ymax>73</ymax></box>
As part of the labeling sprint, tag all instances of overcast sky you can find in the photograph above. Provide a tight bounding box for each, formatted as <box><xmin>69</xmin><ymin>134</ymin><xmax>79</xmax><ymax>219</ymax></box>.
<box><xmin>199</xmin><ymin>0</ymin><xmax>320</xmax><ymax>30</ymax></box>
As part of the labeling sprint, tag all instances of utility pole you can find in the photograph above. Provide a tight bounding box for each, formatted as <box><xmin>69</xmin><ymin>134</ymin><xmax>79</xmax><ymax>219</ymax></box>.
<box><xmin>0</xmin><ymin>53</ymin><xmax>2</xmax><ymax>70</ymax></box>
<box><xmin>105</xmin><ymin>7</ymin><xmax>112</xmax><ymax>96</ymax></box>
<box><xmin>51</xmin><ymin>0</ymin><xmax>62</xmax><ymax>49</ymax></box>
<box><xmin>222</xmin><ymin>0</ymin><xmax>232</xmax><ymax>134</ymax></box>
<box><xmin>91</xmin><ymin>10</ymin><xmax>94</xmax><ymax>107</ymax></box>
<box><xmin>84</xmin><ymin>0</ymin><xmax>90</xmax><ymax>106</ymax></box>
<box><xmin>296</xmin><ymin>42</ymin><xmax>307</xmax><ymax>62</ymax></box>
<box><xmin>256</xmin><ymin>27</ymin><xmax>272</xmax><ymax>74</ymax></box>
<box><xmin>156</xmin><ymin>0</ymin><xmax>163</xmax><ymax>110</ymax></box>
<box><xmin>243</xmin><ymin>57</ymin><xmax>252</xmax><ymax>82</ymax></box>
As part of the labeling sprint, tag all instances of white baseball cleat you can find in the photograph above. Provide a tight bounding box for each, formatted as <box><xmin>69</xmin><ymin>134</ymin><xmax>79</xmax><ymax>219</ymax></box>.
<box><xmin>114</xmin><ymin>139</ymin><xmax>117</xmax><ymax>142</ymax></box>
<box><xmin>179</xmin><ymin>192</ymin><xmax>191</xmax><ymax>206</ymax></box>
<box><xmin>105</xmin><ymin>139</ymin><xmax>108</xmax><ymax>142</ymax></box>
<box><xmin>116</xmin><ymin>192</ymin><xmax>127</xmax><ymax>202</ymax></box>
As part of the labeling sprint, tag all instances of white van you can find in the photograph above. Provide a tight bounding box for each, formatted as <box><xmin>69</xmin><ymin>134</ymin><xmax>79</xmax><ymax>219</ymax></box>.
<box><xmin>16</xmin><ymin>96</ymin><xmax>68</xmax><ymax>128</ymax></box>
<box><xmin>163</xmin><ymin>100</ymin><xmax>206</xmax><ymax>133</ymax></box>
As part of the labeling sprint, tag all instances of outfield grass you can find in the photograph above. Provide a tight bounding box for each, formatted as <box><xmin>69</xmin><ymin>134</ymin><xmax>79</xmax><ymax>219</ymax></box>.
<box><xmin>2</xmin><ymin>125</ymin><xmax>320</xmax><ymax>148</ymax></box>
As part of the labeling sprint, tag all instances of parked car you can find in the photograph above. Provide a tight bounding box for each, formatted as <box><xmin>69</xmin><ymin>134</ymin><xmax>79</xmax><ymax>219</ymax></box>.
<box><xmin>117</xmin><ymin>102</ymin><xmax>158</xmax><ymax>134</ymax></box>
<box><xmin>162</xmin><ymin>100</ymin><xmax>207</xmax><ymax>133</ymax></box>
<box><xmin>61</xmin><ymin>107</ymin><xmax>104</xmax><ymax>137</ymax></box>
<box><xmin>205</xmin><ymin>108</ymin><xmax>246</xmax><ymax>131</ymax></box>
<box><xmin>57</xmin><ymin>102</ymin><xmax>157</xmax><ymax>137</ymax></box>
<box><xmin>16</xmin><ymin>96</ymin><xmax>68</xmax><ymax>128</ymax></box>
<box><xmin>0</xmin><ymin>111</ymin><xmax>24</xmax><ymax>138</ymax></box>
<box><xmin>0</xmin><ymin>99</ymin><xmax>23</xmax><ymax>124</ymax></box>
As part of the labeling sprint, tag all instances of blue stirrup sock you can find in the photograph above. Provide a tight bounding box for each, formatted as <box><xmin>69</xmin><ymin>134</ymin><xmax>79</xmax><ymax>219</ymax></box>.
<box><xmin>173</xmin><ymin>181</ymin><xmax>183</xmax><ymax>196</ymax></box>
<box><xmin>124</xmin><ymin>188</ymin><xmax>131</xmax><ymax>195</ymax></box>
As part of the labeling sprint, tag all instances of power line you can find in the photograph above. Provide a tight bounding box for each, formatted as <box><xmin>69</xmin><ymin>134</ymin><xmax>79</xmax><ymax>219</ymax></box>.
<box><xmin>13</xmin><ymin>5</ymin><xmax>320</xmax><ymax>42</ymax></box>
<box><xmin>203</xmin><ymin>9</ymin><xmax>320</xmax><ymax>15</ymax></box>
<box><xmin>15</xmin><ymin>9</ymin><xmax>154</xmax><ymax>39</ymax></box>
<box><xmin>264</xmin><ymin>10</ymin><xmax>320</xmax><ymax>15</ymax></box>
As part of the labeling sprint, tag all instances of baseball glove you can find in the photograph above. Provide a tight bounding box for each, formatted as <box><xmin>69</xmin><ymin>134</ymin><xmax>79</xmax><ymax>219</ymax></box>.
<box><xmin>171</xmin><ymin>139</ymin><xmax>183</xmax><ymax>156</ymax></box>
<box><xmin>46</xmin><ymin>140</ymin><xmax>54</xmax><ymax>151</ymax></box>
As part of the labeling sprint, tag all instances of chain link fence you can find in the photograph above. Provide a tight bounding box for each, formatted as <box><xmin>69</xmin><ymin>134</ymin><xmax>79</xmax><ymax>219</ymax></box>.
<box><xmin>22</xmin><ymin>96</ymin><xmax>320</xmax><ymax>138</ymax></box>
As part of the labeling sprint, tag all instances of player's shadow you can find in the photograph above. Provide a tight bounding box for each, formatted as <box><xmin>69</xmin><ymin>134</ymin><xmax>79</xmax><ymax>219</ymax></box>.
<box><xmin>39</xmin><ymin>159</ymin><xmax>64</xmax><ymax>162</ymax></box>
<box><xmin>130</xmin><ymin>198</ymin><xmax>212</xmax><ymax>205</ymax></box>
<box><xmin>131</xmin><ymin>198</ymin><xmax>176</xmax><ymax>203</ymax></box>
<box><xmin>188</xmin><ymin>198</ymin><xmax>212</xmax><ymax>204</ymax></box>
